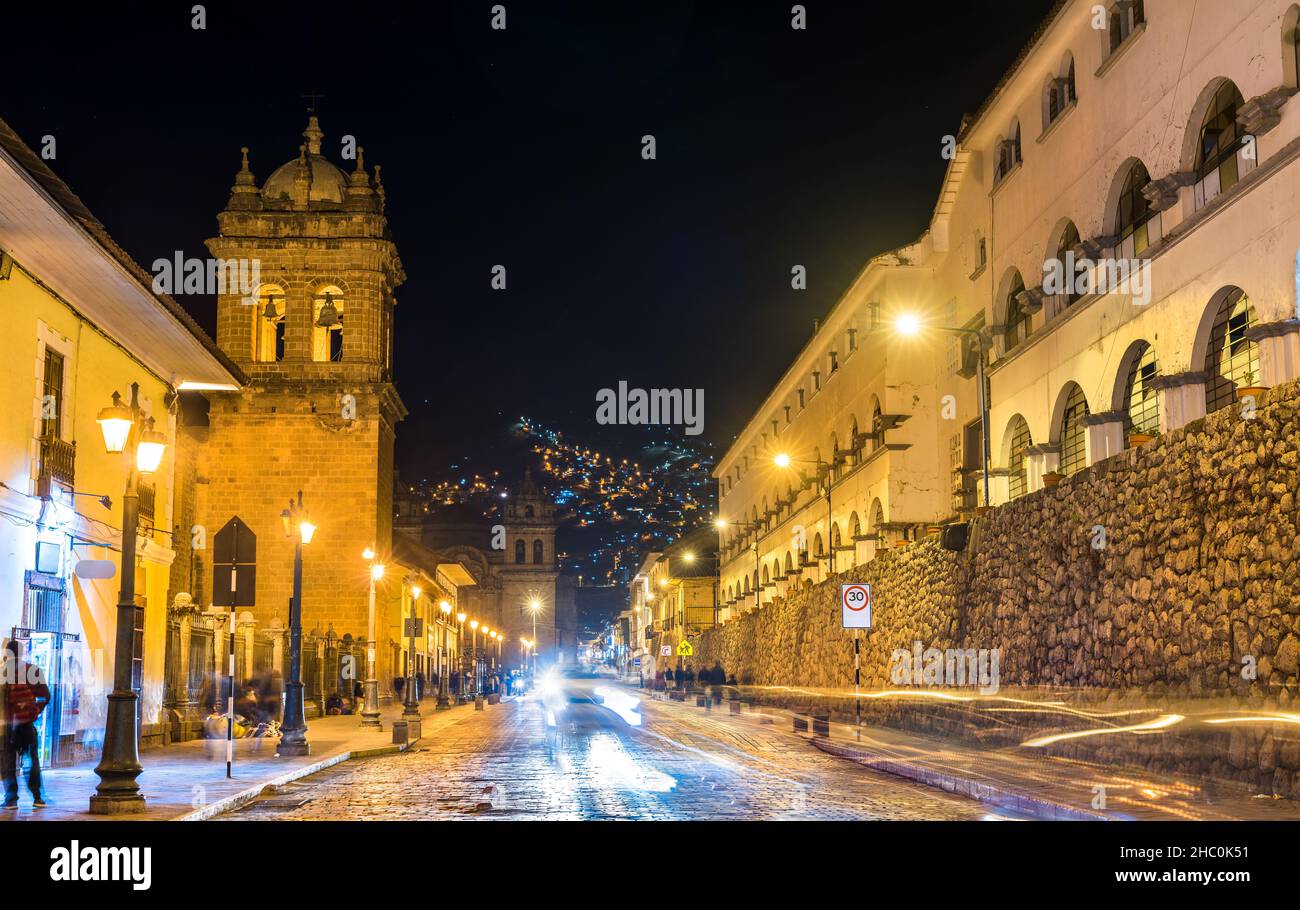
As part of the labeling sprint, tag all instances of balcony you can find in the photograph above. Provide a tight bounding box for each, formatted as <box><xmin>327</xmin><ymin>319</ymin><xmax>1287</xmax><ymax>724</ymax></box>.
<box><xmin>38</xmin><ymin>434</ymin><xmax>75</xmax><ymax>489</ymax></box>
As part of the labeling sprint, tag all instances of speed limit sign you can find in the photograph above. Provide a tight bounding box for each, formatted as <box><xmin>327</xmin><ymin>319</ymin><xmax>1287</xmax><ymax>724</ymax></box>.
<box><xmin>841</xmin><ymin>583</ymin><xmax>872</xmax><ymax>629</ymax></box>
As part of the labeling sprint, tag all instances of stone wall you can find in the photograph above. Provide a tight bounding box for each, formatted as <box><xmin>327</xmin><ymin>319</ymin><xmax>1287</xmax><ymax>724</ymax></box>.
<box><xmin>695</xmin><ymin>376</ymin><xmax>1300</xmax><ymax>795</ymax></box>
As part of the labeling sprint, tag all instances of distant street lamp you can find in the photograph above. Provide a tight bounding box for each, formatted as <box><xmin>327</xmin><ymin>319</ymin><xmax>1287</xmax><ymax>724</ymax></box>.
<box><xmin>469</xmin><ymin>619</ymin><xmax>480</xmax><ymax>696</ymax></box>
<box><xmin>89</xmin><ymin>383</ymin><xmax>167</xmax><ymax>814</ymax></box>
<box><xmin>278</xmin><ymin>491</ymin><xmax>315</xmax><ymax>756</ymax></box>
<box><xmin>456</xmin><ymin>611</ymin><xmax>467</xmax><ymax>698</ymax></box>
<box><xmin>894</xmin><ymin>313</ymin><xmax>991</xmax><ymax>507</ymax></box>
<box><xmin>437</xmin><ymin>600</ymin><xmax>453</xmax><ymax>709</ymax></box>
<box><xmin>404</xmin><ymin>579</ymin><xmax>422</xmax><ymax>720</ymax></box>
<box><xmin>360</xmin><ymin>549</ymin><xmax>383</xmax><ymax>728</ymax></box>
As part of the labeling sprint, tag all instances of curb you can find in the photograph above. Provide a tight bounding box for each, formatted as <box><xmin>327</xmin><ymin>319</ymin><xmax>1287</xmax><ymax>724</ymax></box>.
<box><xmin>811</xmin><ymin>738</ymin><xmax>1114</xmax><ymax>821</ymax></box>
<box><xmin>176</xmin><ymin>740</ymin><xmax>411</xmax><ymax>821</ymax></box>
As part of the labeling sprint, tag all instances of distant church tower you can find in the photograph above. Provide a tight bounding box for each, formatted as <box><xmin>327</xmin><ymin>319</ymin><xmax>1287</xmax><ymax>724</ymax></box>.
<box><xmin>199</xmin><ymin>114</ymin><xmax>406</xmax><ymax>635</ymax></box>
<box><xmin>498</xmin><ymin>469</ymin><xmax>560</xmax><ymax>662</ymax></box>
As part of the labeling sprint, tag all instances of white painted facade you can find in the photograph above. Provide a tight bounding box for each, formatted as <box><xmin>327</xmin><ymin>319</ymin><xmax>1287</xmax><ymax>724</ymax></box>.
<box><xmin>716</xmin><ymin>0</ymin><xmax>1300</xmax><ymax>621</ymax></box>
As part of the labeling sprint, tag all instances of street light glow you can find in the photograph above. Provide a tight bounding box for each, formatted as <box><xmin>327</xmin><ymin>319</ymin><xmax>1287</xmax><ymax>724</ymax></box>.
<box><xmin>371</xmin><ymin>563</ymin><xmax>385</xmax><ymax>581</ymax></box>
<box><xmin>298</xmin><ymin>520</ymin><xmax>316</xmax><ymax>545</ymax></box>
<box><xmin>774</xmin><ymin>452</ymin><xmax>791</xmax><ymax>468</ymax></box>
<box><xmin>362</xmin><ymin>547</ymin><xmax>375</xmax><ymax>560</ymax></box>
<box><xmin>713</xmin><ymin>517</ymin><xmax>727</xmax><ymax>529</ymax></box>
<box><xmin>895</xmin><ymin>313</ymin><xmax>922</xmax><ymax>336</ymax></box>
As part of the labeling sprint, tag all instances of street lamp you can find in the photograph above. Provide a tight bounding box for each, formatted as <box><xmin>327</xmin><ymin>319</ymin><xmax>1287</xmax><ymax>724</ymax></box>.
<box><xmin>404</xmin><ymin>579</ymin><xmax>422</xmax><ymax>720</ymax></box>
<box><xmin>775</xmin><ymin>451</ymin><xmax>836</xmax><ymax>573</ymax></box>
<box><xmin>360</xmin><ymin>549</ymin><xmax>383</xmax><ymax>728</ymax></box>
<box><xmin>528</xmin><ymin>598</ymin><xmax>542</xmax><ymax>676</ymax></box>
<box><xmin>456</xmin><ymin>611</ymin><xmax>467</xmax><ymax>699</ymax></box>
<box><xmin>894</xmin><ymin>313</ymin><xmax>991</xmax><ymax>508</ymax></box>
<box><xmin>89</xmin><ymin>383</ymin><xmax>167</xmax><ymax>814</ymax></box>
<box><xmin>469</xmin><ymin>619</ymin><xmax>480</xmax><ymax>696</ymax></box>
<box><xmin>277</xmin><ymin>490</ymin><xmax>314</xmax><ymax>756</ymax></box>
<box><xmin>437</xmin><ymin>600</ymin><xmax>452</xmax><ymax>708</ymax></box>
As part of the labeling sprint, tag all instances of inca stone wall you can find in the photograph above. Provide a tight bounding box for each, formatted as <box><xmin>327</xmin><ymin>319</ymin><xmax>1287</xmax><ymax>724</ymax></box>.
<box><xmin>695</xmin><ymin>376</ymin><xmax>1300</xmax><ymax>794</ymax></box>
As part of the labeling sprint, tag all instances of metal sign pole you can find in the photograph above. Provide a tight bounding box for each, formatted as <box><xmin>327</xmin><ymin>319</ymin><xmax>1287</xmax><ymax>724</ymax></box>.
<box><xmin>853</xmin><ymin>629</ymin><xmax>861</xmax><ymax>740</ymax></box>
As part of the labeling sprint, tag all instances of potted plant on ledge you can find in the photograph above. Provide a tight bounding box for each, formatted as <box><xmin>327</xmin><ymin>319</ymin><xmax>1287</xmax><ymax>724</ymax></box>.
<box><xmin>1235</xmin><ymin>369</ymin><xmax>1268</xmax><ymax>403</ymax></box>
<box><xmin>1042</xmin><ymin>471</ymin><xmax>1064</xmax><ymax>488</ymax></box>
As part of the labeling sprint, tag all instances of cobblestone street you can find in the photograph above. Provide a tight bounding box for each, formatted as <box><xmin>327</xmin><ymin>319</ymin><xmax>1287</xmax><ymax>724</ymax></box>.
<box><xmin>222</xmin><ymin>680</ymin><xmax>988</xmax><ymax>820</ymax></box>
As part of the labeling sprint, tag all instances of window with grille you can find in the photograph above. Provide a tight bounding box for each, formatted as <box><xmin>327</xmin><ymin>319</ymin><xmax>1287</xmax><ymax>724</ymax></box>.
<box><xmin>41</xmin><ymin>348</ymin><xmax>64</xmax><ymax>439</ymax></box>
<box><xmin>1058</xmin><ymin>384</ymin><xmax>1090</xmax><ymax>476</ymax></box>
<box><xmin>1125</xmin><ymin>344</ymin><xmax>1160</xmax><ymax>437</ymax></box>
<box><xmin>1007</xmin><ymin>417</ymin><xmax>1032</xmax><ymax>499</ymax></box>
<box><xmin>1116</xmin><ymin>161</ymin><xmax>1158</xmax><ymax>257</ymax></box>
<box><xmin>1108</xmin><ymin>0</ymin><xmax>1145</xmax><ymax>53</ymax></box>
<box><xmin>1004</xmin><ymin>273</ymin><xmax>1030</xmax><ymax>350</ymax></box>
<box><xmin>1204</xmin><ymin>289</ymin><xmax>1259</xmax><ymax>414</ymax></box>
<box><xmin>871</xmin><ymin>401</ymin><xmax>883</xmax><ymax>452</ymax></box>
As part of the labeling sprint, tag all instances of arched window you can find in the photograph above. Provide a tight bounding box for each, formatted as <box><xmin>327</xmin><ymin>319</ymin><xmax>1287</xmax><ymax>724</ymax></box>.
<box><xmin>1058</xmin><ymin>384</ymin><xmax>1090</xmax><ymax>476</ymax></box>
<box><xmin>514</xmin><ymin>540</ymin><xmax>526</xmax><ymax>564</ymax></box>
<box><xmin>1006</xmin><ymin>416</ymin><xmax>1032</xmax><ymax>499</ymax></box>
<box><xmin>1287</xmin><ymin>5</ymin><xmax>1300</xmax><ymax>90</ymax></box>
<box><xmin>1193</xmin><ymin>81</ymin><xmax>1249</xmax><ymax>209</ymax></box>
<box><xmin>848</xmin><ymin>416</ymin><xmax>860</xmax><ymax>462</ymax></box>
<box><xmin>312</xmin><ymin>288</ymin><xmax>345</xmax><ymax>362</ymax></box>
<box><xmin>1204</xmin><ymin>288</ymin><xmax>1259</xmax><ymax>414</ymax></box>
<box><xmin>1108</xmin><ymin>0</ymin><xmax>1144</xmax><ymax>53</ymax></box>
<box><xmin>850</xmin><ymin>512</ymin><xmax>861</xmax><ymax>540</ymax></box>
<box><xmin>1115</xmin><ymin>160</ymin><xmax>1158</xmax><ymax>259</ymax></box>
<box><xmin>813</xmin><ymin>533</ymin><xmax>825</xmax><ymax>558</ymax></box>
<box><xmin>1124</xmin><ymin>343</ymin><xmax>1161</xmax><ymax>438</ymax></box>
<box><xmin>762</xmin><ymin>565</ymin><xmax>770</xmax><ymax>585</ymax></box>
<box><xmin>253</xmin><ymin>287</ymin><xmax>286</xmax><ymax>362</ymax></box>
<box><xmin>870</xmin><ymin>399</ymin><xmax>883</xmax><ymax>452</ymax></box>
<box><xmin>533</xmin><ymin>539</ymin><xmax>544</xmax><ymax>564</ymax></box>
<box><xmin>743</xmin><ymin>577</ymin><xmax>750</xmax><ymax>595</ymax></box>
<box><xmin>784</xmin><ymin>552</ymin><xmax>793</xmax><ymax>574</ymax></box>
<box><xmin>1046</xmin><ymin>57</ymin><xmax>1077</xmax><ymax>127</ymax></box>
<box><xmin>831</xmin><ymin>523</ymin><xmax>842</xmax><ymax>550</ymax></box>
<box><xmin>996</xmin><ymin>122</ymin><xmax>1022</xmax><ymax>181</ymax></box>
<box><xmin>1054</xmin><ymin>221</ymin><xmax>1082</xmax><ymax>310</ymax></box>
<box><xmin>1004</xmin><ymin>272</ymin><xmax>1031</xmax><ymax>351</ymax></box>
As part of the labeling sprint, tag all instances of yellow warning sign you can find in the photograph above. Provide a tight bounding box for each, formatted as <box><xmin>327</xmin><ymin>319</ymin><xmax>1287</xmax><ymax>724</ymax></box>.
<box><xmin>677</xmin><ymin>640</ymin><xmax>694</xmax><ymax>657</ymax></box>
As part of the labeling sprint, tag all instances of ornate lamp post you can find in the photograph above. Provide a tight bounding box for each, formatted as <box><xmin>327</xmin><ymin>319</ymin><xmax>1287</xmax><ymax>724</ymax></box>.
<box><xmin>436</xmin><ymin>600</ymin><xmax>452</xmax><ymax>709</ymax></box>
<box><xmin>403</xmin><ymin>578</ymin><xmax>422</xmax><ymax>720</ymax></box>
<box><xmin>277</xmin><ymin>491</ymin><xmax>315</xmax><ymax>756</ymax></box>
<box><xmin>89</xmin><ymin>383</ymin><xmax>167</xmax><ymax>814</ymax></box>
<box><xmin>456</xmin><ymin>611</ymin><xmax>466</xmax><ymax>699</ymax></box>
<box><xmin>360</xmin><ymin>549</ymin><xmax>384</xmax><ymax>728</ymax></box>
<box><xmin>469</xmin><ymin>620</ymin><xmax>480</xmax><ymax>696</ymax></box>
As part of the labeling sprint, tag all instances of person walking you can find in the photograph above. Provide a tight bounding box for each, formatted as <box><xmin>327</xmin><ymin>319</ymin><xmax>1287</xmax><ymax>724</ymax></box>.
<box><xmin>665</xmin><ymin>666</ymin><xmax>675</xmax><ymax>691</ymax></box>
<box><xmin>1</xmin><ymin>640</ymin><xmax>50</xmax><ymax>808</ymax></box>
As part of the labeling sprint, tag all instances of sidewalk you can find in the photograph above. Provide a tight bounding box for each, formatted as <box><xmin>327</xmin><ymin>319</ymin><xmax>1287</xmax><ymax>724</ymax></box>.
<box><xmin>636</xmin><ymin>685</ymin><xmax>1300</xmax><ymax>821</ymax></box>
<box><xmin>1</xmin><ymin>697</ymin><xmax>484</xmax><ymax>822</ymax></box>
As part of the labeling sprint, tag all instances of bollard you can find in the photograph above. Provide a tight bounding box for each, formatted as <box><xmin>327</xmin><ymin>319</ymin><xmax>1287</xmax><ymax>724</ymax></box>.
<box><xmin>406</xmin><ymin>718</ymin><xmax>422</xmax><ymax>740</ymax></box>
<box><xmin>696</xmin><ymin>695</ymin><xmax>708</xmax><ymax>708</ymax></box>
<box><xmin>792</xmin><ymin>715</ymin><xmax>809</xmax><ymax>733</ymax></box>
<box><xmin>392</xmin><ymin>720</ymin><xmax>409</xmax><ymax>744</ymax></box>
<box><xmin>812</xmin><ymin>714</ymin><xmax>830</xmax><ymax>737</ymax></box>
<box><xmin>474</xmin><ymin>696</ymin><xmax>485</xmax><ymax>711</ymax></box>
<box><xmin>729</xmin><ymin>699</ymin><xmax>741</xmax><ymax>715</ymax></box>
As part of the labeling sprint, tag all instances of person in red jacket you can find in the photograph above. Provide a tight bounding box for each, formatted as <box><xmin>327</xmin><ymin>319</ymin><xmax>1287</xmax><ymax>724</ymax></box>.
<box><xmin>1</xmin><ymin>640</ymin><xmax>50</xmax><ymax>808</ymax></box>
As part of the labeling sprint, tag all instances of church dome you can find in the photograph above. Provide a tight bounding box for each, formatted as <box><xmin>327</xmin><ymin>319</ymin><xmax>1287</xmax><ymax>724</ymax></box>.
<box><xmin>259</xmin><ymin>115</ymin><xmax>349</xmax><ymax>205</ymax></box>
<box><xmin>262</xmin><ymin>154</ymin><xmax>349</xmax><ymax>204</ymax></box>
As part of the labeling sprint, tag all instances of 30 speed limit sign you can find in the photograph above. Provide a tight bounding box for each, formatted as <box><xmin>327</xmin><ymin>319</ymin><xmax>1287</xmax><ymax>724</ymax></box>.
<box><xmin>841</xmin><ymin>583</ymin><xmax>872</xmax><ymax>629</ymax></box>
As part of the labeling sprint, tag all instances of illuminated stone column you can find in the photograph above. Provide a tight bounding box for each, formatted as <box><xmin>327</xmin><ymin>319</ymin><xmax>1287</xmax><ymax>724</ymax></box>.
<box><xmin>1150</xmin><ymin>372</ymin><xmax>1207</xmax><ymax>434</ymax></box>
<box><xmin>1024</xmin><ymin>443</ymin><xmax>1059</xmax><ymax>493</ymax></box>
<box><xmin>1246</xmin><ymin>319</ymin><xmax>1300</xmax><ymax>388</ymax></box>
<box><xmin>1081</xmin><ymin>412</ymin><xmax>1126</xmax><ymax>465</ymax></box>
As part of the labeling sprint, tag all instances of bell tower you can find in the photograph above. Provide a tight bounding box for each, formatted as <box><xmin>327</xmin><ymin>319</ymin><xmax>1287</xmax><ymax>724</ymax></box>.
<box><xmin>198</xmin><ymin>114</ymin><xmax>406</xmax><ymax>637</ymax></box>
<box><xmin>497</xmin><ymin>469</ymin><xmax>560</xmax><ymax>664</ymax></box>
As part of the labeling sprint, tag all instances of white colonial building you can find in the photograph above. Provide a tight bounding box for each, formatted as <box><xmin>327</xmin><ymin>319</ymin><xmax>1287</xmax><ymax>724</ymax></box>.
<box><xmin>716</xmin><ymin>0</ymin><xmax>1300</xmax><ymax>619</ymax></box>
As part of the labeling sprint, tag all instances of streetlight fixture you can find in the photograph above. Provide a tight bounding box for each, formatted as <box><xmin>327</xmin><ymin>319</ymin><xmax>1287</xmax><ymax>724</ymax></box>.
<box><xmin>894</xmin><ymin>313</ymin><xmax>991</xmax><ymax>507</ymax></box>
<box><xmin>528</xmin><ymin>598</ymin><xmax>542</xmax><ymax>677</ymax></box>
<box><xmin>456</xmin><ymin>611</ymin><xmax>467</xmax><ymax>699</ymax></box>
<box><xmin>277</xmin><ymin>490</ymin><xmax>314</xmax><ymax>756</ymax></box>
<box><xmin>437</xmin><ymin>600</ymin><xmax>452</xmax><ymax>708</ymax></box>
<box><xmin>404</xmin><ymin>579</ymin><xmax>422</xmax><ymax>721</ymax></box>
<box><xmin>89</xmin><ymin>383</ymin><xmax>167</xmax><ymax>814</ymax></box>
<box><xmin>360</xmin><ymin>549</ymin><xmax>383</xmax><ymax>728</ymax></box>
<box><xmin>469</xmin><ymin>619</ymin><xmax>480</xmax><ymax>696</ymax></box>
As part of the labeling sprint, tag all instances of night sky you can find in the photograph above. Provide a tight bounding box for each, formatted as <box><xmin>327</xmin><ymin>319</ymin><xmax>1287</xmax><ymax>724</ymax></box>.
<box><xmin>5</xmin><ymin>0</ymin><xmax>1056</xmax><ymax>478</ymax></box>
